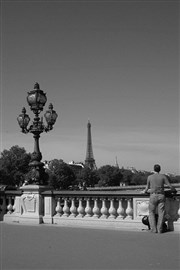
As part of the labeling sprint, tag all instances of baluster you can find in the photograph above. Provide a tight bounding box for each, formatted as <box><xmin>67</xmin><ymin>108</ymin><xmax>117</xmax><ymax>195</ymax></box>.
<box><xmin>117</xmin><ymin>198</ymin><xmax>125</xmax><ymax>219</ymax></box>
<box><xmin>108</xmin><ymin>198</ymin><xmax>116</xmax><ymax>219</ymax></box>
<box><xmin>12</xmin><ymin>196</ymin><xmax>17</xmax><ymax>212</ymax></box>
<box><xmin>70</xmin><ymin>197</ymin><xmax>77</xmax><ymax>217</ymax></box>
<box><xmin>55</xmin><ymin>198</ymin><xmax>63</xmax><ymax>216</ymax></box>
<box><xmin>7</xmin><ymin>196</ymin><xmax>13</xmax><ymax>214</ymax></box>
<box><xmin>77</xmin><ymin>198</ymin><xmax>85</xmax><ymax>218</ymax></box>
<box><xmin>100</xmin><ymin>198</ymin><xmax>108</xmax><ymax>219</ymax></box>
<box><xmin>177</xmin><ymin>198</ymin><xmax>180</xmax><ymax>222</ymax></box>
<box><xmin>85</xmin><ymin>198</ymin><xmax>92</xmax><ymax>217</ymax></box>
<box><xmin>55</xmin><ymin>198</ymin><xmax>63</xmax><ymax>217</ymax></box>
<box><xmin>92</xmin><ymin>198</ymin><xmax>100</xmax><ymax>218</ymax></box>
<box><xmin>125</xmin><ymin>198</ymin><xmax>133</xmax><ymax>219</ymax></box>
<box><xmin>62</xmin><ymin>198</ymin><xmax>70</xmax><ymax>217</ymax></box>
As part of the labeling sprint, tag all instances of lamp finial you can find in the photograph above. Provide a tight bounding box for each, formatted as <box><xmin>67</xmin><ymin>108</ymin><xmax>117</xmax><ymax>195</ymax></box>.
<box><xmin>34</xmin><ymin>82</ymin><xmax>40</xmax><ymax>90</ymax></box>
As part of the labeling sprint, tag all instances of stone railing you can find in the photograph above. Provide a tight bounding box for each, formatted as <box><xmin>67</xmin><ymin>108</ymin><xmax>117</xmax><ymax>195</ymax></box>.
<box><xmin>1</xmin><ymin>185</ymin><xmax>180</xmax><ymax>231</ymax></box>
<box><xmin>42</xmin><ymin>188</ymin><xmax>180</xmax><ymax>231</ymax></box>
<box><xmin>0</xmin><ymin>190</ymin><xmax>21</xmax><ymax>221</ymax></box>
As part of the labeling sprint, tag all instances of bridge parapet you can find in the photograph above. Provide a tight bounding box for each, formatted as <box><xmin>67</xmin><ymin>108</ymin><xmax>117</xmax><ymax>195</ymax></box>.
<box><xmin>42</xmin><ymin>188</ymin><xmax>180</xmax><ymax>231</ymax></box>
<box><xmin>1</xmin><ymin>185</ymin><xmax>179</xmax><ymax>231</ymax></box>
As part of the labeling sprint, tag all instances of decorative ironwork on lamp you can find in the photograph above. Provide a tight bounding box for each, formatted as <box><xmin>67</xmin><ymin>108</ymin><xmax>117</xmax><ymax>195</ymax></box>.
<box><xmin>17</xmin><ymin>107</ymin><xmax>30</xmax><ymax>133</ymax></box>
<box><xmin>44</xmin><ymin>103</ymin><xmax>58</xmax><ymax>131</ymax></box>
<box><xmin>17</xmin><ymin>83</ymin><xmax>58</xmax><ymax>185</ymax></box>
<box><xmin>27</xmin><ymin>82</ymin><xmax>47</xmax><ymax>113</ymax></box>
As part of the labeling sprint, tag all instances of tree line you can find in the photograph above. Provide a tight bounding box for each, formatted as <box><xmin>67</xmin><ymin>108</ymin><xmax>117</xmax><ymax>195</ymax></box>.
<box><xmin>0</xmin><ymin>145</ymin><xmax>179</xmax><ymax>189</ymax></box>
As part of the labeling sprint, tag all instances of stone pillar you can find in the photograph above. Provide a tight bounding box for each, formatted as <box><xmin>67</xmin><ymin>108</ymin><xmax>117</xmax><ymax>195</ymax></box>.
<box><xmin>43</xmin><ymin>192</ymin><xmax>56</xmax><ymax>224</ymax></box>
<box><xmin>18</xmin><ymin>185</ymin><xmax>51</xmax><ymax>224</ymax></box>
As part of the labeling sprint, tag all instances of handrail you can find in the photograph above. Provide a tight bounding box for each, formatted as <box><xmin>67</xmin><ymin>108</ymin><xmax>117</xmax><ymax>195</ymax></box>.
<box><xmin>42</xmin><ymin>187</ymin><xmax>180</xmax><ymax>198</ymax></box>
<box><xmin>5</xmin><ymin>190</ymin><xmax>22</xmax><ymax>196</ymax></box>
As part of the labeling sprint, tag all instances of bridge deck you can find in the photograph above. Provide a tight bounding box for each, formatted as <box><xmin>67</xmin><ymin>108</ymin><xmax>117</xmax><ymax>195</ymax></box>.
<box><xmin>0</xmin><ymin>223</ymin><xmax>179</xmax><ymax>270</ymax></box>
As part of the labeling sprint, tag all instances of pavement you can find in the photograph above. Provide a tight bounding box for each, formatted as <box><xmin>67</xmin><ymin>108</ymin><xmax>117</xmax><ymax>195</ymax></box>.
<box><xmin>0</xmin><ymin>222</ymin><xmax>179</xmax><ymax>270</ymax></box>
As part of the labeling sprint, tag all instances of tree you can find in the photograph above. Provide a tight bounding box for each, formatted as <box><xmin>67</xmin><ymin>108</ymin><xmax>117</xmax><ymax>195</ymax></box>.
<box><xmin>76</xmin><ymin>167</ymin><xmax>99</xmax><ymax>188</ymax></box>
<box><xmin>0</xmin><ymin>145</ymin><xmax>31</xmax><ymax>186</ymax></box>
<box><xmin>47</xmin><ymin>159</ymin><xmax>76</xmax><ymax>189</ymax></box>
<box><xmin>97</xmin><ymin>165</ymin><xmax>123</xmax><ymax>187</ymax></box>
<box><xmin>167</xmin><ymin>175</ymin><xmax>180</xmax><ymax>184</ymax></box>
<box><xmin>120</xmin><ymin>169</ymin><xmax>133</xmax><ymax>186</ymax></box>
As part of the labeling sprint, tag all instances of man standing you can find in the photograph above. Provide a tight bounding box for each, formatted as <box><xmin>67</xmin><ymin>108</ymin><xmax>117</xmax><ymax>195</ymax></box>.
<box><xmin>143</xmin><ymin>164</ymin><xmax>176</xmax><ymax>233</ymax></box>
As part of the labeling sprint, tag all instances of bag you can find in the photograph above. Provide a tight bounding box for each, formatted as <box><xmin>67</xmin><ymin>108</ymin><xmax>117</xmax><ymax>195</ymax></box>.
<box><xmin>142</xmin><ymin>215</ymin><xmax>151</xmax><ymax>230</ymax></box>
<box><xmin>142</xmin><ymin>215</ymin><xmax>168</xmax><ymax>232</ymax></box>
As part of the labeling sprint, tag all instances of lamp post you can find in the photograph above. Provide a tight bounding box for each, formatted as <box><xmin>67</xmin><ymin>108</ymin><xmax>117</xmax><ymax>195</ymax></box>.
<box><xmin>17</xmin><ymin>83</ymin><xmax>58</xmax><ymax>185</ymax></box>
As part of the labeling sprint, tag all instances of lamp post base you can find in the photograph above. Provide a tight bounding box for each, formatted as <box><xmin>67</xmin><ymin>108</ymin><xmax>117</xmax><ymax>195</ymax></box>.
<box><xmin>19</xmin><ymin>185</ymin><xmax>51</xmax><ymax>224</ymax></box>
<box><xmin>4</xmin><ymin>185</ymin><xmax>52</xmax><ymax>225</ymax></box>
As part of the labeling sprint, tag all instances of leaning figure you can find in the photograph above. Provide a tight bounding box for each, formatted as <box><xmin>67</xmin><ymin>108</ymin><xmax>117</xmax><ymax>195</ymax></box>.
<box><xmin>142</xmin><ymin>164</ymin><xmax>176</xmax><ymax>233</ymax></box>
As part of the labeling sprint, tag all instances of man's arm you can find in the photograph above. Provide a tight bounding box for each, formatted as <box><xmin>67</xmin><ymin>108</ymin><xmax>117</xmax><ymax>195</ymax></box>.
<box><xmin>164</xmin><ymin>175</ymin><xmax>176</xmax><ymax>192</ymax></box>
<box><xmin>143</xmin><ymin>177</ymin><xmax>150</xmax><ymax>193</ymax></box>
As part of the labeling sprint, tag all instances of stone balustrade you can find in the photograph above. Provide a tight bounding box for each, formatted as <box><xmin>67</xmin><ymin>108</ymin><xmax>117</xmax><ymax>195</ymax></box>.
<box><xmin>0</xmin><ymin>190</ymin><xmax>21</xmax><ymax>221</ymax></box>
<box><xmin>42</xmin><ymin>189</ymin><xmax>180</xmax><ymax>231</ymax></box>
<box><xmin>1</xmin><ymin>186</ymin><xmax>180</xmax><ymax>231</ymax></box>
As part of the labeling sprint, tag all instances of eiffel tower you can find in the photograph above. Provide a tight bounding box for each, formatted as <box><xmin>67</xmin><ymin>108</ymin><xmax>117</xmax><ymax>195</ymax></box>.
<box><xmin>85</xmin><ymin>120</ymin><xmax>97</xmax><ymax>170</ymax></box>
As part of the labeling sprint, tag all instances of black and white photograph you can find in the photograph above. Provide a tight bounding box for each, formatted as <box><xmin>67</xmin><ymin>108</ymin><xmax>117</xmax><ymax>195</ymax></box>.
<box><xmin>0</xmin><ymin>0</ymin><xmax>179</xmax><ymax>269</ymax></box>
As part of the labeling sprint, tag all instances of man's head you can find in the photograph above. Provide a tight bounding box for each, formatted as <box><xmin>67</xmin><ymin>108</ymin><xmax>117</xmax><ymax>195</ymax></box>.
<box><xmin>154</xmin><ymin>164</ymin><xmax>161</xmax><ymax>173</ymax></box>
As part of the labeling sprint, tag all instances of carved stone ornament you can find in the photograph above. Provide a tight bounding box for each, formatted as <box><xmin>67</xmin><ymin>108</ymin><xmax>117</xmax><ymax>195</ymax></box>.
<box><xmin>22</xmin><ymin>194</ymin><xmax>37</xmax><ymax>213</ymax></box>
<box><xmin>137</xmin><ymin>200</ymin><xmax>149</xmax><ymax>216</ymax></box>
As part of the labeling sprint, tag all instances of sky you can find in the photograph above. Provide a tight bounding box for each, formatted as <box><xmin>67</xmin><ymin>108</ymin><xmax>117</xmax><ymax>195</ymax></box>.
<box><xmin>0</xmin><ymin>0</ymin><xmax>179</xmax><ymax>174</ymax></box>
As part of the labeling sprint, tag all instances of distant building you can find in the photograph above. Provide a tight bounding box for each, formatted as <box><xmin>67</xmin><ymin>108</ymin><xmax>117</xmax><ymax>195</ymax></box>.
<box><xmin>126</xmin><ymin>166</ymin><xmax>138</xmax><ymax>174</ymax></box>
<box><xmin>68</xmin><ymin>160</ymin><xmax>84</xmax><ymax>175</ymax></box>
<box><xmin>43</xmin><ymin>159</ymin><xmax>64</xmax><ymax>170</ymax></box>
<box><xmin>43</xmin><ymin>160</ymin><xmax>50</xmax><ymax>170</ymax></box>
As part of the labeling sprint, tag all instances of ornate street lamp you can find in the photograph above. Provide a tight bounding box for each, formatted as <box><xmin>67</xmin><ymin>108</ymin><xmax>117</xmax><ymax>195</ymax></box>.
<box><xmin>17</xmin><ymin>83</ymin><xmax>58</xmax><ymax>185</ymax></box>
